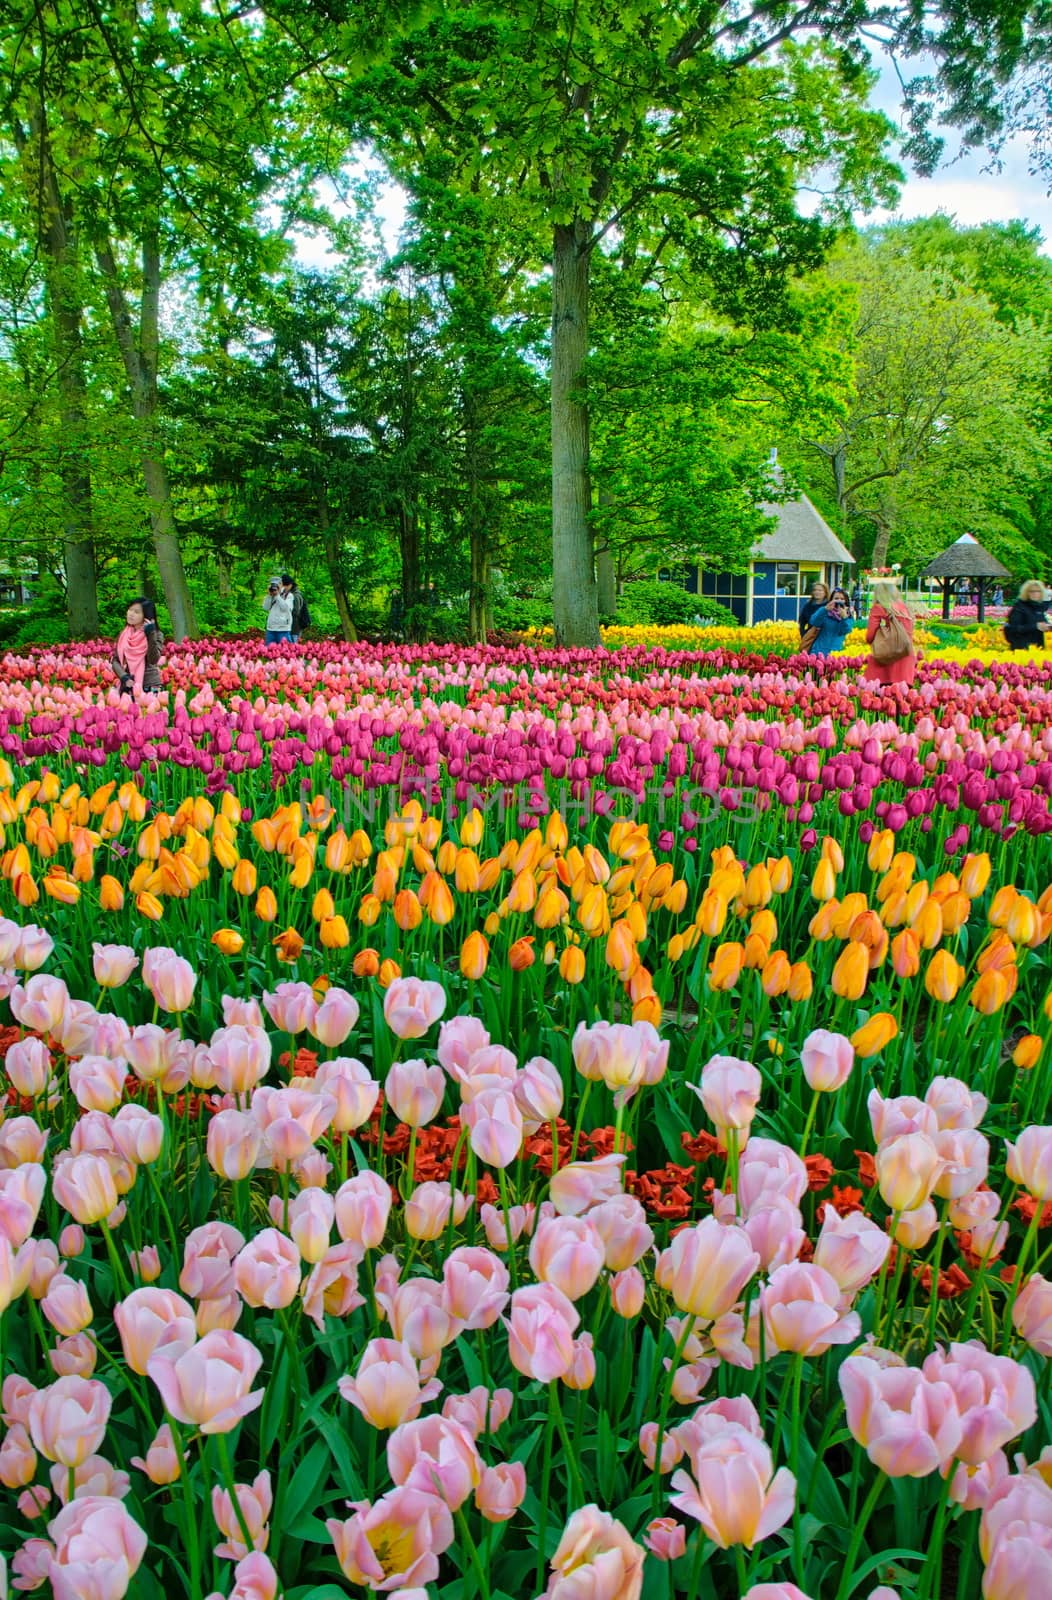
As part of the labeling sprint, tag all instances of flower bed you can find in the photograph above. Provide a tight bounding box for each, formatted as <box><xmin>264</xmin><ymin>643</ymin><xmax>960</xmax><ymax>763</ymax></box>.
<box><xmin>0</xmin><ymin>639</ymin><xmax>1049</xmax><ymax>1600</ymax></box>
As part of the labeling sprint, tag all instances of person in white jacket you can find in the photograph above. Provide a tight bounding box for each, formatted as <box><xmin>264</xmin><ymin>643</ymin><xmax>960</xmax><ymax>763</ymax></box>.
<box><xmin>264</xmin><ymin>581</ymin><xmax>294</xmax><ymax>643</ymax></box>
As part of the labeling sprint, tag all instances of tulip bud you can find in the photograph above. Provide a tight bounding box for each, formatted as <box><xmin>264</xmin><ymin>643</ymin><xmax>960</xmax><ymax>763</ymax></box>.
<box><xmin>831</xmin><ymin>941</ymin><xmax>868</xmax><ymax>1001</ymax></box>
<box><xmin>1013</xmin><ymin>1034</ymin><xmax>1043</xmax><ymax>1071</ymax></box>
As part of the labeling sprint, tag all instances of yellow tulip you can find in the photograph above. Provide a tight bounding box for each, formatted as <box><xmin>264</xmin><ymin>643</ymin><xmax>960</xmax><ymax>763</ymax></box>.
<box><xmin>211</xmin><ymin>929</ymin><xmax>245</xmax><ymax>955</ymax></box>
<box><xmin>232</xmin><ymin>860</ymin><xmax>257</xmax><ymax>897</ymax></box>
<box><xmin>136</xmin><ymin>891</ymin><xmax>164</xmax><ymax>922</ymax></box>
<box><xmin>255</xmin><ymin>886</ymin><xmax>278</xmax><ymax>923</ymax></box>
<box><xmin>924</xmin><ymin>950</ymin><xmax>966</xmax><ymax>1003</ymax></box>
<box><xmin>1013</xmin><ymin>1034</ymin><xmax>1044</xmax><ymax>1070</ymax></box>
<box><xmin>378</xmin><ymin>958</ymin><xmax>402</xmax><ymax>987</ymax></box>
<box><xmin>768</xmin><ymin>856</ymin><xmax>793</xmax><ymax>895</ymax></box>
<box><xmin>427</xmin><ymin>879</ymin><xmax>455</xmax><ymax>927</ymax></box>
<box><xmin>969</xmin><ymin>969</ymin><xmax>1010</xmax><ymax>1015</ymax></box>
<box><xmin>320</xmin><ymin>915</ymin><xmax>350</xmax><ymax>949</ymax></box>
<box><xmin>559</xmin><ymin>945</ymin><xmax>586</xmax><ymax>984</ymax></box>
<box><xmin>851</xmin><ymin>1013</ymin><xmax>899</xmax><ymax>1058</ymax></box>
<box><xmin>99</xmin><ymin>875</ymin><xmax>125</xmax><ymax>911</ymax></box>
<box><xmin>325</xmin><ymin>829</ymin><xmax>351</xmax><ymax>872</ymax></box>
<box><xmin>632</xmin><ymin>994</ymin><xmax>662</xmax><ymax>1027</ymax></box>
<box><xmin>761</xmin><ymin>950</ymin><xmax>791</xmax><ymax>997</ymax></box>
<box><xmin>709</xmin><ymin>941</ymin><xmax>744</xmax><ymax>992</ymax></box>
<box><xmin>43</xmin><ymin>873</ymin><xmax>79</xmax><ymax>906</ymax></box>
<box><xmin>459</xmin><ymin>808</ymin><xmax>484</xmax><ymax>847</ymax></box>
<box><xmin>867</xmin><ymin>829</ymin><xmax>895</xmax><ymax>873</ymax></box>
<box><xmin>662</xmin><ymin>878</ymin><xmax>688</xmax><ymax>915</ymax></box>
<box><xmin>830</xmin><ymin>941</ymin><xmax>869</xmax><ymax>1000</ymax></box>
<box><xmin>459</xmin><ymin>931</ymin><xmax>490</xmax><ymax>980</ymax></box>
<box><xmin>960</xmin><ymin>852</ymin><xmax>992</xmax><ymax>899</ymax></box>
<box><xmin>788</xmin><ymin>961</ymin><xmax>813</xmax><ymax>1002</ymax></box>
<box><xmin>312</xmin><ymin>889</ymin><xmax>336</xmax><ymax>923</ymax></box>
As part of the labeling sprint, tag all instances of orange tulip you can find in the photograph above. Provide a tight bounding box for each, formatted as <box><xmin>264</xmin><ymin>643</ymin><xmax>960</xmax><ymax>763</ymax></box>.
<box><xmin>924</xmin><ymin>950</ymin><xmax>965</xmax><ymax>1003</ymax></box>
<box><xmin>761</xmin><ymin>950</ymin><xmax>791</xmax><ymax>997</ymax></box>
<box><xmin>709</xmin><ymin>942</ymin><xmax>744</xmax><ymax>992</ymax></box>
<box><xmin>1013</xmin><ymin>1034</ymin><xmax>1043</xmax><ymax>1070</ymax></box>
<box><xmin>937</xmin><ymin>892</ymin><xmax>971</xmax><ymax>935</ymax></box>
<box><xmin>809</xmin><ymin>900</ymin><xmax>840</xmax><ymax>942</ymax></box>
<box><xmin>969</xmin><ymin>969</ymin><xmax>1009</xmax><ymax>1015</ymax></box>
<box><xmin>320</xmin><ymin>915</ymin><xmax>350</xmax><ymax>949</ymax></box>
<box><xmin>352</xmin><ymin>949</ymin><xmax>380</xmax><ymax>978</ymax></box>
<box><xmin>960</xmin><ymin>851</ymin><xmax>992</xmax><ymax>900</ymax></box>
<box><xmin>850</xmin><ymin>911</ymin><xmax>889</xmax><ymax>968</ymax></box>
<box><xmin>742</xmin><ymin>932</ymin><xmax>769</xmax><ymax>970</ymax></box>
<box><xmin>255</xmin><ymin>886</ymin><xmax>278</xmax><ymax>923</ymax></box>
<box><xmin>231</xmin><ymin>860</ymin><xmax>257</xmax><ymax>897</ymax></box>
<box><xmin>99</xmin><ymin>874</ymin><xmax>125</xmax><ymax>911</ymax></box>
<box><xmin>785</xmin><ymin>961</ymin><xmax>812</xmax><ymax>1002</ymax></box>
<box><xmin>72</xmin><ymin>851</ymin><xmax>95</xmax><ymax>884</ymax></box>
<box><xmin>867</xmin><ymin>829</ymin><xmax>895</xmax><ymax>874</ymax></box>
<box><xmin>545</xmin><ymin>811</ymin><xmax>568</xmax><ymax>853</ymax></box>
<box><xmin>743</xmin><ymin>863</ymin><xmax>772</xmax><ymax>908</ymax></box>
<box><xmin>696</xmin><ymin>889</ymin><xmax>727</xmax><ymax>938</ymax></box>
<box><xmin>312</xmin><ymin>888</ymin><xmax>336</xmax><ymax>923</ymax></box>
<box><xmin>454</xmin><ymin>849</ymin><xmax>481</xmax><ymax>893</ymax></box>
<box><xmin>851</xmin><ymin>1013</ymin><xmax>899</xmax><ymax>1058</ymax></box>
<box><xmin>768</xmin><ymin>855</ymin><xmax>793</xmax><ymax>895</ymax></box>
<box><xmin>503</xmin><ymin>871</ymin><xmax>537</xmax><ymax>916</ymax></box>
<box><xmin>378</xmin><ymin>958</ymin><xmax>402</xmax><ymax>987</ymax></box>
<box><xmin>436</xmin><ymin>840</ymin><xmax>458</xmax><ymax>876</ymax></box>
<box><xmin>325</xmin><ymin>830</ymin><xmax>351</xmax><ymax>872</ymax></box>
<box><xmin>477</xmin><ymin>857</ymin><xmax>501</xmax><ymax>893</ymax></box>
<box><xmin>484</xmin><ymin>911</ymin><xmax>501</xmax><ymax>937</ymax></box>
<box><xmin>559</xmin><ymin>946</ymin><xmax>586</xmax><ymax>984</ymax></box>
<box><xmin>43</xmin><ymin>874</ymin><xmax>79</xmax><ymax>906</ymax></box>
<box><xmin>460</xmin><ymin>931</ymin><xmax>490</xmax><ymax>980</ymax></box>
<box><xmin>288</xmin><ymin>843</ymin><xmax>314</xmax><ymax>889</ymax></box>
<box><xmin>426</xmin><ymin>879</ymin><xmax>455</xmax><ymax>927</ymax></box>
<box><xmin>821</xmin><ymin>836</ymin><xmax>845</xmax><ymax>872</ymax></box>
<box><xmin>348</xmin><ymin>829</ymin><xmax>372</xmax><ymax>865</ymax></box>
<box><xmin>668</xmin><ymin>933</ymin><xmax>685</xmax><ymax>962</ymax></box>
<box><xmin>535</xmin><ymin>883</ymin><xmax>569</xmax><ymax>928</ymax></box>
<box><xmin>988</xmin><ymin>885</ymin><xmax>1018</xmax><ymax>927</ymax></box>
<box><xmin>751</xmin><ymin>909</ymin><xmax>778</xmax><ymax>947</ymax></box>
<box><xmin>632</xmin><ymin>994</ymin><xmax>662</xmax><ymax>1027</ymax></box>
<box><xmin>977</xmin><ymin>931</ymin><xmax>1017</xmax><ymax>974</ymax></box>
<box><xmin>393</xmin><ymin>889</ymin><xmax>423</xmax><ymax>931</ymax></box>
<box><xmin>211</xmin><ymin>929</ymin><xmax>245</xmax><ymax>956</ymax></box>
<box><xmin>213</xmin><ymin>833</ymin><xmax>240</xmax><ymax>872</ymax></box>
<box><xmin>509</xmin><ymin>936</ymin><xmax>536</xmax><ymax>971</ymax></box>
<box><xmin>605</xmin><ymin>921</ymin><xmax>639</xmax><ymax>981</ymax></box>
<box><xmin>89</xmin><ymin>780</ymin><xmax>117</xmax><ymax>816</ymax></box>
<box><xmin>136</xmin><ymin>891</ymin><xmax>164</xmax><ymax>922</ymax></box>
<box><xmin>458</xmin><ymin>808</ymin><xmax>484</xmax><ymax>847</ymax></box>
<box><xmin>272</xmin><ymin>928</ymin><xmax>305</xmax><ymax>963</ymax></box>
<box><xmin>831</xmin><ymin>941</ymin><xmax>868</xmax><ymax>1000</ymax></box>
<box><xmin>890</xmin><ymin>928</ymin><xmax>921</xmax><ymax>979</ymax></box>
<box><xmin>357</xmin><ymin>894</ymin><xmax>381</xmax><ymax>926</ymax></box>
<box><xmin>577</xmin><ymin>884</ymin><xmax>610</xmax><ymax>937</ymax></box>
<box><xmin>372</xmin><ymin>854</ymin><xmax>398</xmax><ymax>902</ymax></box>
<box><xmin>831</xmin><ymin>894</ymin><xmax>868</xmax><ymax>940</ymax></box>
<box><xmin>13</xmin><ymin>873</ymin><xmax>39</xmax><ymax>907</ymax></box>
<box><xmin>1006</xmin><ymin>896</ymin><xmax>1041</xmax><ymax>947</ymax></box>
<box><xmin>662</xmin><ymin>878</ymin><xmax>688</xmax><ymax>914</ymax></box>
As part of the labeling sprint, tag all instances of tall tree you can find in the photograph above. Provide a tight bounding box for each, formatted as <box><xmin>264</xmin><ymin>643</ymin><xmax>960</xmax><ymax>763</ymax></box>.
<box><xmin>332</xmin><ymin>0</ymin><xmax>1035</xmax><ymax>644</ymax></box>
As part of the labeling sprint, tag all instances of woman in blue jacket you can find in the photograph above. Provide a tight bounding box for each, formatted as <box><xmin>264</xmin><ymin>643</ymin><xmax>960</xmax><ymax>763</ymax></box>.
<box><xmin>808</xmin><ymin>587</ymin><xmax>855</xmax><ymax>656</ymax></box>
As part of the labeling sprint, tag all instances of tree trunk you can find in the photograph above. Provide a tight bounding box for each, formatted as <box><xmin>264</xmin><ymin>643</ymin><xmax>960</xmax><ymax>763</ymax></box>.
<box><xmin>94</xmin><ymin>229</ymin><xmax>198</xmax><ymax>640</ymax></box>
<box><xmin>551</xmin><ymin>221</ymin><xmax>600</xmax><ymax>648</ymax></box>
<box><xmin>469</xmin><ymin>530</ymin><xmax>489</xmax><ymax>644</ymax></box>
<box><xmin>399</xmin><ymin>500</ymin><xmax>421</xmax><ymax>625</ymax></box>
<box><xmin>216</xmin><ymin>552</ymin><xmax>232</xmax><ymax>599</ymax></box>
<box><xmin>321</xmin><ymin>517</ymin><xmax>357</xmax><ymax>641</ymax></box>
<box><xmin>15</xmin><ymin>117</ymin><xmax>98</xmax><ymax>637</ymax></box>
<box><xmin>870</xmin><ymin>522</ymin><xmax>892</xmax><ymax>568</ymax></box>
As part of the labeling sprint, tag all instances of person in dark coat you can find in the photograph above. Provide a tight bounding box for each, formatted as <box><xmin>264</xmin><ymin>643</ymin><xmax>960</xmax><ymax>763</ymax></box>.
<box><xmin>798</xmin><ymin>581</ymin><xmax>830</xmax><ymax>635</ymax></box>
<box><xmin>111</xmin><ymin>597</ymin><xmax>163</xmax><ymax>697</ymax></box>
<box><xmin>1004</xmin><ymin>581</ymin><xmax>1051</xmax><ymax>650</ymax></box>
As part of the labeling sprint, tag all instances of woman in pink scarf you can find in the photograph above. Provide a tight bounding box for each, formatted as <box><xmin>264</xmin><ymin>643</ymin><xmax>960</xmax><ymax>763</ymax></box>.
<box><xmin>111</xmin><ymin>597</ymin><xmax>164</xmax><ymax>698</ymax></box>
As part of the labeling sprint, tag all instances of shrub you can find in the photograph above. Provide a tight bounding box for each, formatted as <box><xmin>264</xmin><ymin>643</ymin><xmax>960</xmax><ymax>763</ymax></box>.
<box><xmin>617</xmin><ymin>580</ymin><xmax>737</xmax><ymax>627</ymax></box>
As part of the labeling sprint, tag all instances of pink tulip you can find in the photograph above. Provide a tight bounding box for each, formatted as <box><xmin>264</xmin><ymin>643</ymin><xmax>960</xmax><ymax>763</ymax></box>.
<box><xmin>744</xmin><ymin>1198</ymin><xmax>807</xmax><ymax>1272</ymax></box>
<box><xmin>1005</xmin><ymin>1126</ymin><xmax>1052</xmax><ymax>1200</ymax></box>
<box><xmin>382</xmin><ymin>976</ymin><xmax>447</xmax><ymax>1039</ymax></box>
<box><xmin>212</xmin><ymin>1469</ymin><xmax>272</xmax><ymax>1560</ymax></box>
<box><xmin>840</xmin><ymin>1355</ymin><xmax>963</xmax><ymax>1476</ymax></box>
<box><xmin>549</xmin><ymin>1155</ymin><xmax>626</xmax><ymax>1216</ymax></box>
<box><xmin>639</xmin><ymin>1421</ymin><xmax>686</xmax><ymax>1472</ymax></box>
<box><xmin>3</xmin><ymin>1373</ymin><xmax>36</xmax><ymax>1425</ymax></box>
<box><xmin>262</xmin><ymin>981</ymin><xmax>318</xmax><ymax>1035</ymax></box>
<box><xmin>437</xmin><ymin>1014</ymin><xmax>491</xmax><ymax>1077</ymax></box>
<box><xmin>982</xmin><ymin>1521</ymin><xmax>1052</xmax><ymax>1600</ymax></box>
<box><xmin>441</xmin><ymin>1247</ymin><xmax>510</xmax><ymax>1330</ymax></box>
<box><xmin>0</xmin><ymin>1163</ymin><xmax>47</xmax><ymax>1244</ymax></box>
<box><xmin>867</xmin><ymin>1091</ymin><xmax>938</xmax><ymax>1144</ymax></box>
<box><xmin>564</xmin><ymin>1331</ymin><xmax>597</xmax><ymax>1390</ymax></box>
<box><xmin>47</xmin><ymin>1494</ymin><xmax>147</xmax><ymax>1600</ymax></box>
<box><xmin>544</xmin><ymin>1506</ymin><xmax>645</xmax><ymax>1600</ymax></box>
<box><xmin>981</xmin><ymin>1471</ymin><xmax>1052</xmax><ymax>1564</ymax></box>
<box><xmin>462</xmin><ymin>1087</ymin><xmax>524</xmax><ymax>1167</ymax></box>
<box><xmin>801</xmin><ymin>1029</ymin><xmax>854</xmax><ymax>1092</ymax></box>
<box><xmin>337</xmin><ymin>1338</ymin><xmax>442</xmax><ymax>1430</ymax></box>
<box><xmin>308</xmin><ymin>986</ymin><xmax>360</xmax><ymax>1048</ymax></box>
<box><xmin>179</xmin><ymin>1221</ymin><xmax>245</xmax><ymax>1300</ymax></box>
<box><xmin>17</xmin><ymin>1485</ymin><xmax>50</xmax><ymax>1521</ymax></box>
<box><xmin>925</xmin><ymin>1076</ymin><xmax>988</xmax><ymax>1130</ymax></box>
<box><xmin>505</xmin><ymin>1282</ymin><xmax>580</xmax><ymax>1383</ymax></box>
<box><xmin>589</xmin><ymin>1194</ymin><xmax>654</xmax><ymax>1271</ymax></box>
<box><xmin>442</xmin><ymin>1386</ymin><xmax>513</xmax><ymax>1438</ymax></box>
<box><xmin>741</xmin><ymin>1588</ymin><xmax>815</xmax><ymax>1600</ymax></box>
<box><xmin>385</xmin><ymin>1059</ymin><xmax>446</xmax><ymax>1128</ymax></box>
<box><xmin>481</xmin><ymin>1200</ymin><xmax>537</xmax><ymax>1250</ymax></box>
<box><xmin>813</xmin><ymin>1209</ymin><xmax>892</xmax><ymax>1299</ymax></box>
<box><xmin>130</xmin><ymin>1422</ymin><xmax>184</xmax><ymax>1484</ymax></box>
<box><xmin>378</xmin><ymin>1278</ymin><xmax>461</xmax><ymax>1362</ymax></box>
<box><xmin>0</xmin><ymin>1114</ymin><xmax>47</xmax><ymax>1168</ymax></box>
<box><xmin>0</xmin><ymin>1421</ymin><xmax>36</xmax><ymax>1488</ymax></box>
<box><xmin>49</xmin><ymin>1453</ymin><xmax>130</xmax><ymax>1505</ymax></box>
<box><xmin>69</xmin><ymin>1055</ymin><xmax>128</xmax><ymax>1113</ymax></box>
<box><xmin>947</xmin><ymin>1450</ymin><xmax>1010</xmax><ymax>1512</ymax></box>
<box><xmin>144</xmin><ymin>951</ymin><xmax>196</xmax><ymax>1013</ymax></box>
<box><xmin>28</xmin><ymin>1376</ymin><xmax>111</xmax><ymax>1467</ymax></box>
<box><xmin>111</xmin><ymin>1104</ymin><xmax>164</xmax><ymax>1166</ymax></box>
<box><xmin>694</xmin><ymin>1054</ymin><xmax>762</xmax><ymax>1145</ymax></box>
<box><xmin>572</xmin><ymin>1020</ymin><xmax>655</xmax><ymax>1103</ymax></box>
<box><xmin>12</xmin><ymin>1538</ymin><xmax>54</xmax><ymax>1591</ymax></box>
<box><xmin>735</xmin><ymin>1138</ymin><xmax>809</xmax><ymax>1213</ymax></box>
<box><xmin>670</xmin><ymin>1422</ymin><xmax>795</xmax><ymax>1549</ymax></box>
<box><xmin>147</xmin><ymin>1329</ymin><xmax>263</xmax><ymax>1434</ymax></box>
<box><xmin>655</xmin><ymin>1216</ymin><xmax>759</xmax><ymax>1321</ymax></box>
<box><xmin>41</xmin><ymin>1276</ymin><xmax>93</xmax><ymax>1338</ymax></box>
<box><xmin>404</xmin><ymin>1181</ymin><xmax>459</xmax><ymax>1241</ymax></box>
<box><xmin>91</xmin><ymin>943</ymin><xmax>139</xmax><ymax>988</ymax></box>
<box><xmin>26</xmin><ymin>1238</ymin><xmax>59</xmax><ymax>1299</ymax></box>
<box><xmin>208</xmin><ymin>1026</ymin><xmax>272</xmax><ymax>1097</ymax></box>
<box><xmin>387</xmin><ymin>1414</ymin><xmax>482</xmax><ymax>1510</ymax></box>
<box><xmin>893</xmin><ymin>1201</ymin><xmax>940</xmax><ymax>1250</ymax></box>
<box><xmin>222</xmin><ymin>995</ymin><xmax>264</xmax><ymax>1028</ymax></box>
<box><xmin>476</xmin><ymin>1461</ymin><xmax>527</xmax><ymax>1522</ymax></box>
<box><xmin>922</xmin><ymin>1343</ymin><xmax>1036</xmax><ymax>1465</ymax></box>
<box><xmin>5</xmin><ymin>1038</ymin><xmax>52</xmax><ymax>1098</ymax></box>
<box><xmin>13</xmin><ymin>923</ymin><xmax>53</xmax><ymax>971</ymax></box>
<box><xmin>218</xmin><ymin>1551</ymin><xmax>280</xmax><ymax>1600</ymax></box>
<box><xmin>529</xmin><ymin>1214</ymin><xmax>606</xmax><ymax>1301</ymax></box>
<box><xmin>287</xmin><ymin>1189</ymin><xmax>335</xmax><ymax>1264</ymax></box>
<box><xmin>335</xmin><ymin>1171</ymin><xmax>393</xmax><ymax>1249</ymax></box>
<box><xmin>1013</xmin><ymin>1272</ymin><xmax>1052</xmax><ymax>1355</ymax></box>
<box><xmin>196</xmin><ymin>1293</ymin><xmax>243</xmax><ymax>1335</ymax></box>
<box><xmin>515</xmin><ymin>1056</ymin><xmax>564</xmax><ymax>1128</ymax></box>
<box><xmin>207</xmin><ymin>1110</ymin><xmax>263</xmax><ymax>1182</ymax></box>
<box><xmin>328</xmin><ymin>1484</ymin><xmax>454</xmax><ymax>1591</ymax></box>
<box><xmin>114</xmin><ymin>1287</ymin><xmax>197</xmax><ymax>1376</ymax></box>
<box><xmin>933</xmin><ymin>1129</ymin><xmax>989</xmax><ymax>1200</ymax></box>
<box><xmin>761</xmin><ymin>1263</ymin><xmax>862</xmax><ymax>1355</ymax></box>
<box><xmin>301</xmin><ymin>1241</ymin><xmax>366</xmax><ymax>1329</ymax></box>
<box><xmin>10</xmin><ymin>974</ymin><xmax>70</xmax><ymax>1035</ymax></box>
<box><xmin>51</xmin><ymin>1154</ymin><xmax>119</xmax><ymax>1227</ymax></box>
<box><xmin>644</xmin><ymin>1517</ymin><xmax>687</xmax><ymax>1561</ymax></box>
<box><xmin>876</xmin><ymin>1133</ymin><xmax>943</xmax><ymax>1213</ymax></box>
<box><xmin>315</xmin><ymin>1058</ymin><xmax>379</xmax><ymax>1132</ymax></box>
<box><xmin>234</xmin><ymin>1229</ymin><xmax>301</xmax><ymax>1310</ymax></box>
<box><xmin>610</xmin><ymin>1267</ymin><xmax>646</xmax><ymax>1318</ymax></box>
<box><xmin>49</xmin><ymin>1333</ymin><xmax>98</xmax><ymax>1379</ymax></box>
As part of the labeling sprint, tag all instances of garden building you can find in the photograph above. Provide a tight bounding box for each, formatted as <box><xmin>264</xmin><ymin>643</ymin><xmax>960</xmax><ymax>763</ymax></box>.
<box><xmin>918</xmin><ymin>534</ymin><xmax>1010</xmax><ymax>622</ymax></box>
<box><xmin>669</xmin><ymin>488</ymin><xmax>855</xmax><ymax>624</ymax></box>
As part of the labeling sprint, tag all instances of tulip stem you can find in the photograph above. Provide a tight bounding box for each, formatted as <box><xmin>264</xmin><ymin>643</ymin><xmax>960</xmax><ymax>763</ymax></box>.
<box><xmin>213</xmin><ymin>1429</ymin><xmax>259</xmax><ymax>1563</ymax></box>
<box><xmin>1002</xmin><ymin>1201</ymin><xmax>1043</xmax><ymax>1353</ymax></box>
<box><xmin>455</xmin><ymin>1507</ymin><xmax>492</xmax><ymax>1600</ymax></box>
<box><xmin>497</xmin><ymin>1165</ymin><xmax>519</xmax><ymax>1291</ymax></box>
<box><xmin>649</xmin><ymin>1314</ymin><xmax>697</xmax><ymax>1516</ymax></box>
<box><xmin>834</xmin><ymin>1470</ymin><xmax>886</xmax><ymax>1600</ymax></box>
<box><xmin>733</xmin><ymin>1546</ymin><xmax>748</xmax><ymax>1593</ymax></box>
<box><xmin>925</xmin><ymin>1201</ymin><xmax>949</xmax><ymax>1351</ymax></box>
<box><xmin>536</xmin><ymin>1388</ymin><xmax>556</xmax><ymax>1593</ymax></box>
<box><xmin>788</xmin><ymin>1353</ymin><xmax>806</xmax><ymax>1582</ymax></box>
<box><xmin>799</xmin><ymin>1089</ymin><xmax>821</xmax><ymax>1156</ymax></box>
<box><xmin>145</xmin><ymin>1158</ymin><xmax>182</xmax><ymax>1266</ymax></box>
<box><xmin>99</xmin><ymin>1219</ymin><xmax>131</xmax><ymax>1299</ymax></box>
<box><xmin>549</xmin><ymin>1381</ymin><xmax>584</xmax><ymax>1509</ymax></box>
<box><xmin>168</xmin><ymin>1417</ymin><xmax>203</xmax><ymax>1600</ymax></box>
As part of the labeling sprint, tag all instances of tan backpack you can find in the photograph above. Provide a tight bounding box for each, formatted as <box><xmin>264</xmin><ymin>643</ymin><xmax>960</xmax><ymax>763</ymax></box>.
<box><xmin>872</xmin><ymin>608</ymin><xmax>912</xmax><ymax>664</ymax></box>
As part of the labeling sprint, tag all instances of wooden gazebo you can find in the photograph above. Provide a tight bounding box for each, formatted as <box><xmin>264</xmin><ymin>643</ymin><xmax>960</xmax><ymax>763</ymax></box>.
<box><xmin>920</xmin><ymin>534</ymin><xmax>1010</xmax><ymax>622</ymax></box>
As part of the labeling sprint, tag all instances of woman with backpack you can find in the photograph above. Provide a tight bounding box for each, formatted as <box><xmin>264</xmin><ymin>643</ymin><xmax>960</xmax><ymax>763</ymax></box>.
<box><xmin>864</xmin><ymin>579</ymin><xmax>917</xmax><ymax>686</ymax></box>
<box><xmin>1003</xmin><ymin>580</ymin><xmax>1051</xmax><ymax>651</ymax></box>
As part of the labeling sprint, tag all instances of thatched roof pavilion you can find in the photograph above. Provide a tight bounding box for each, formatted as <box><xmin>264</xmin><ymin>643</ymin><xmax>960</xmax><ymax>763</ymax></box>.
<box><xmin>919</xmin><ymin>535</ymin><xmax>1010</xmax><ymax>621</ymax></box>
